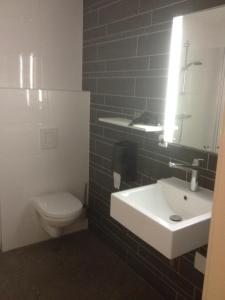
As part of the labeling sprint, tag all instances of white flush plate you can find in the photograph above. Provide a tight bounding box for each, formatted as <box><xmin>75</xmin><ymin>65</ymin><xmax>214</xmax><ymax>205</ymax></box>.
<box><xmin>40</xmin><ymin>128</ymin><xmax>58</xmax><ymax>150</ymax></box>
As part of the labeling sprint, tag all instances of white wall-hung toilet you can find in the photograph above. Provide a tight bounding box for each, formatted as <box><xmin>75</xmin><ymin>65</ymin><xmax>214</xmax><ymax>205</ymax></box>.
<box><xmin>33</xmin><ymin>192</ymin><xmax>83</xmax><ymax>238</ymax></box>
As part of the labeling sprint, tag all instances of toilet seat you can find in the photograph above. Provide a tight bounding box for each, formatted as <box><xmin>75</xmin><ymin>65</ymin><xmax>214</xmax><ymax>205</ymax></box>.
<box><xmin>34</xmin><ymin>192</ymin><xmax>83</xmax><ymax>219</ymax></box>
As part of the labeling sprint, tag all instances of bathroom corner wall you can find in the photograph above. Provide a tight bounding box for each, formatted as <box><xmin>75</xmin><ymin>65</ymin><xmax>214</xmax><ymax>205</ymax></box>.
<box><xmin>83</xmin><ymin>0</ymin><xmax>224</xmax><ymax>299</ymax></box>
<box><xmin>0</xmin><ymin>0</ymin><xmax>89</xmax><ymax>251</ymax></box>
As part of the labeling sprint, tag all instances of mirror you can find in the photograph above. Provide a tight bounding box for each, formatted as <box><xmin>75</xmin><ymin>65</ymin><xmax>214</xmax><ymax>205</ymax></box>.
<box><xmin>164</xmin><ymin>6</ymin><xmax>225</xmax><ymax>153</ymax></box>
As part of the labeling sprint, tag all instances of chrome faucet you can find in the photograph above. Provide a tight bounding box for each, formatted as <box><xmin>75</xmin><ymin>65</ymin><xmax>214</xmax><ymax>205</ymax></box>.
<box><xmin>169</xmin><ymin>158</ymin><xmax>204</xmax><ymax>192</ymax></box>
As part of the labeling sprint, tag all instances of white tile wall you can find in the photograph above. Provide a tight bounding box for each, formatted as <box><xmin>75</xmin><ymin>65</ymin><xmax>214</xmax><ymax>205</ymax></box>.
<box><xmin>0</xmin><ymin>0</ymin><xmax>87</xmax><ymax>251</ymax></box>
<box><xmin>0</xmin><ymin>89</ymin><xmax>90</xmax><ymax>251</ymax></box>
<box><xmin>0</xmin><ymin>0</ymin><xmax>83</xmax><ymax>90</ymax></box>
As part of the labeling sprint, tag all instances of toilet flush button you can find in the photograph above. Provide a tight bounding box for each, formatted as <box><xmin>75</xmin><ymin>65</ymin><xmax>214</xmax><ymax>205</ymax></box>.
<box><xmin>40</xmin><ymin>128</ymin><xmax>58</xmax><ymax>150</ymax></box>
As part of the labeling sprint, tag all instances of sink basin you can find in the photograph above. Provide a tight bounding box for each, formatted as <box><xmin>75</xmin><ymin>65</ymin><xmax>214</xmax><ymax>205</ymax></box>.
<box><xmin>110</xmin><ymin>177</ymin><xmax>213</xmax><ymax>259</ymax></box>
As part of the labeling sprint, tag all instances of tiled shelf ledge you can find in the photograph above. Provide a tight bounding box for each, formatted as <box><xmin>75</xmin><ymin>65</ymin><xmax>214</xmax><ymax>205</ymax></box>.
<box><xmin>98</xmin><ymin>117</ymin><xmax>163</xmax><ymax>132</ymax></box>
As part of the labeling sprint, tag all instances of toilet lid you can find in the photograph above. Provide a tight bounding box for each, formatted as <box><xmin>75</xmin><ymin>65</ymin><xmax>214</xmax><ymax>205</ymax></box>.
<box><xmin>34</xmin><ymin>192</ymin><xmax>83</xmax><ymax>219</ymax></box>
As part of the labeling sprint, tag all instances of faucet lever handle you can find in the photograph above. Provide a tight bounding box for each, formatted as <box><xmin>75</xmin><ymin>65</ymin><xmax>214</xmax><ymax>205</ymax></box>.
<box><xmin>169</xmin><ymin>161</ymin><xmax>175</xmax><ymax>167</ymax></box>
<box><xmin>192</xmin><ymin>158</ymin><xmax>204</xmax><ymax>167</ymax></box>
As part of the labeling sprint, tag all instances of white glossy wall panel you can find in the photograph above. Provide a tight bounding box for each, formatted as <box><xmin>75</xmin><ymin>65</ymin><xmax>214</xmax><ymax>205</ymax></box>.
<box><xmin>0</xmin><ymin>0</ymin><xmax>83</xmax><ymax>90</ymax></box>
<box><xmin>0</xmin><ymin>90</ymin><xmax>90</xmax><ymax>251</ymax></box>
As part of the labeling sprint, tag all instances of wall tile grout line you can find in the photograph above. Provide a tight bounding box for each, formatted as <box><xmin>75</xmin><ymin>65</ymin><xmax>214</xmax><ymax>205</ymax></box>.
<box><xmin>83</xmin><ymin>53</ymin><xmax>170</xmax><ymax>63</ymax></box>
<box><xmin>84</xmin><ymin>74</ymin><xmax>168</xmax><ymax>79</ymax></box>
<box><xmin>84</xmin><ymin>9</ymin><xmax>152</xmax><ymax>32</ymax></box>
<box><xmin>83</xmin><ymin>26</ymin><xmax>171</xmax><ymax>48</ymax></box>
<box><xmin>84</xmin><ymin>0</ymin><xmax>120</xmax><ymax>14</ymax></box>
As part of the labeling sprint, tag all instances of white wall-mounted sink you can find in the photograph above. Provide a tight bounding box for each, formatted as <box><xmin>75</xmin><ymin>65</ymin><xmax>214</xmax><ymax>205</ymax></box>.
<box><xmin>110</xmin><ymin>177</ymin><xmax>213</xmax><ymax>259</ymax></box>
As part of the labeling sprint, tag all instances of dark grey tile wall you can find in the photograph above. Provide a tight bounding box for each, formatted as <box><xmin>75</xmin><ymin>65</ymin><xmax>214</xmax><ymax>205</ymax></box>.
<box><xmin>83</xmin><ymin>0</ymin><xmax>224</xmax><ymax>299</ymax></box>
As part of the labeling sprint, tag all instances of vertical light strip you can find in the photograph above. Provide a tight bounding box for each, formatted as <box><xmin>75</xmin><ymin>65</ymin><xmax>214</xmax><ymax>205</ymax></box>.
<box><xmin>29</xmin><ymin>53</ymin><xmax>34</xmax><ymax>89</ymax></box>
<box><xmin>26</xmin><ymin>89</ymin><xmax>30</xmax><ymax>107</ymax></box>
<box><xmin>38</xmin><ymin>89</ymin><xmax>43</xmax><ymax>103</ymax></box>
<box><xmin>19</xmin><ymin>54</ymin><xmax>23</xmax><ymax>88</ymax></box>
<box><xmin>164</xmin><ymin>16</ymin><xmax>183</xmax><ymax>143</ymax></box>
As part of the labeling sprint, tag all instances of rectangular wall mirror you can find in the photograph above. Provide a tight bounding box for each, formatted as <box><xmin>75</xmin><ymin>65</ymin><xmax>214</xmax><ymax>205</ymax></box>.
<box><xmin>164</xmin><ymin>5</ymin><xmax>225</xmax><ymax>153</ymax></box>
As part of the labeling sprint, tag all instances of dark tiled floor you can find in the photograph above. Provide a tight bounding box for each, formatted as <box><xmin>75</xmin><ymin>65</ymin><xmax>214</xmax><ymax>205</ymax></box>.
<box><xmin>0</xmin><ymin>231</ymin><xmax>162</xmax><ymax>300</ymax></box>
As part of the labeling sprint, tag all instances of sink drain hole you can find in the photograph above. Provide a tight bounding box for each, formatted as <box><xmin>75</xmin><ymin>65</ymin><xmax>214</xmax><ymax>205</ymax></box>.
<box><xmin>169</xmin><ymin>215</ymin><xmax>183</xmax><ymax>222</ymax></box>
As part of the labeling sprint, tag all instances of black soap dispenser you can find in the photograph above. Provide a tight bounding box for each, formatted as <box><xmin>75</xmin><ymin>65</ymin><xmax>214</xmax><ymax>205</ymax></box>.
<box><xmin>112</xmin><ymin>141</ymin><xmax>137</xmax><ymax>190</ymax></box>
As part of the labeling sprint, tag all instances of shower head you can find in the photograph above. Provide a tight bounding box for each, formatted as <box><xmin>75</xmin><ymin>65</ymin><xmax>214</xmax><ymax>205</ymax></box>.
<box><xmin>193</xmin><ymin>61</ymin><xmax>202</xmax><ymax>65</ymax></box>
<box><xmin>181</xmin><ymin>61</ymin><xmax>203</xmax><ymax>71</ymax></box>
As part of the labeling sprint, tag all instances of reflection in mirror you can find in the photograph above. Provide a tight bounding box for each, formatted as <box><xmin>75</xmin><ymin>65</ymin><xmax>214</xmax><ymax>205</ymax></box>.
<box><xmin>164</xmin><ymin>6</ymin><xmax>225</xmax><ymax>153</ymax></box>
